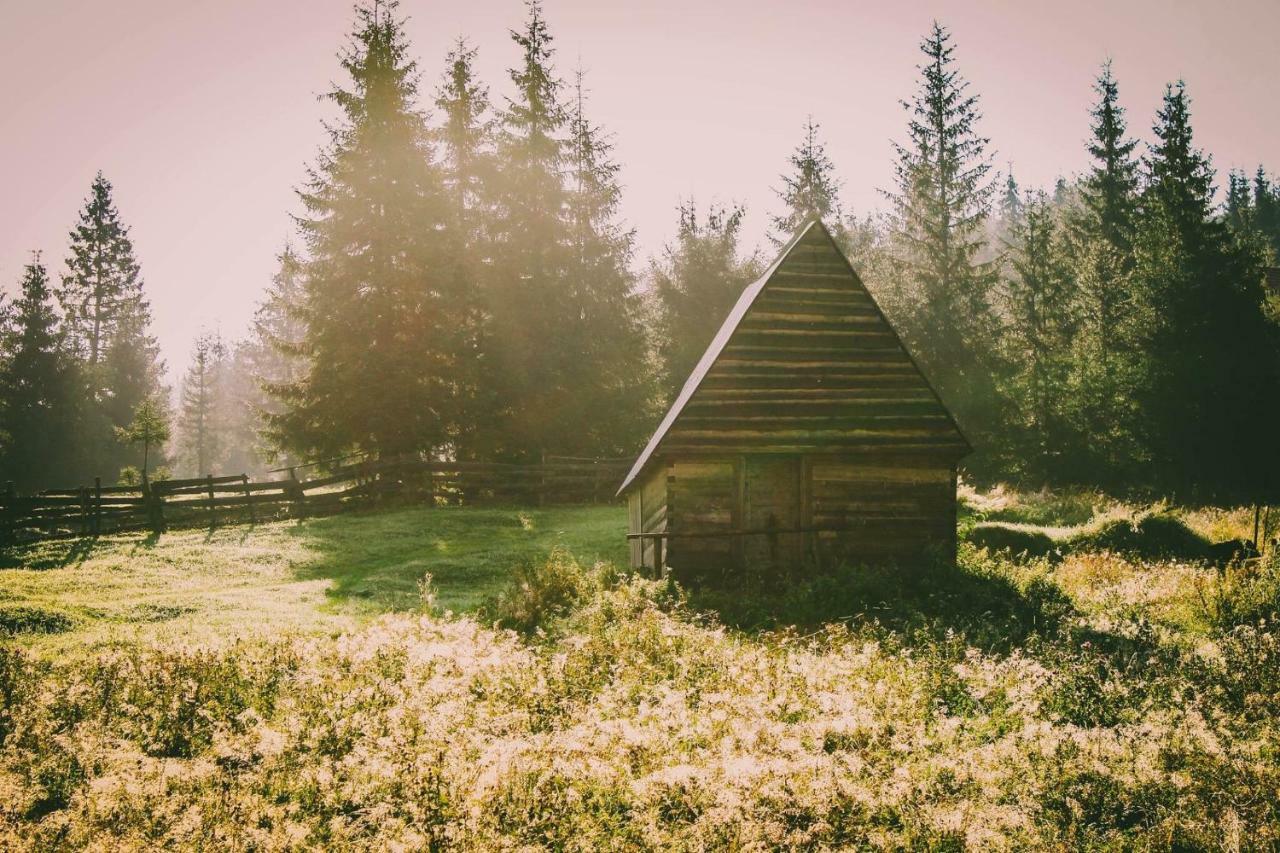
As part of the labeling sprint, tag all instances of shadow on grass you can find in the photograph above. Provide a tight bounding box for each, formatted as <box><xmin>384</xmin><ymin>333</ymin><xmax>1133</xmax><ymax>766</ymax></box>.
<box><xmin>284</xmin><ymin>504</ymin><xmax>629</xmax><ymax>616</ymax></box>
<box><xmin>690</xmin><ymin>556</ymin><xmax>1076</xmax><ymax>655</ymax></box>
<box><xmin>0</xmin><ymin>536</ymin><xmax>104</xmax><ymax>570</ymax></box>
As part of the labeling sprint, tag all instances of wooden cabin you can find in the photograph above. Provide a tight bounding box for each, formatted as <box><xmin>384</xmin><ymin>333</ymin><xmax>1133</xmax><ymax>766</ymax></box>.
<box><xmin>619</xmin><ymin>219</ymin><xmax>970</xmax><ymax>579</ymax></box>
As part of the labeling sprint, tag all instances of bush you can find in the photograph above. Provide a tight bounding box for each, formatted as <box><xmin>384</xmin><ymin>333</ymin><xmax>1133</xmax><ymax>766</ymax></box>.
<box><xmin>0</xmin><ymin>606</ymin><xmax>74</xmax><ymax>636</ymax></box>
<box><xmin>1069</xmin><ymin>512</ymin><xmax>1211</xmax><ymax>561</ymax></box>
<box><xmin>483</xmin><ymin>548</ymin><xmax>599</xmax><ymax>636</ymax></box>
<box><xmin>966</xmin><ymin>523</ymin><xmax>1060</xmax><ymax>561</ymax></box>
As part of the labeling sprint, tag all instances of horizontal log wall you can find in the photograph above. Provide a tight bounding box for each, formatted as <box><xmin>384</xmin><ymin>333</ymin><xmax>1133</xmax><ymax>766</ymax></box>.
<box><xmin>808</xmin><ymin>456</ymin><xmax>956</xmax><ymax>564</ymax></box>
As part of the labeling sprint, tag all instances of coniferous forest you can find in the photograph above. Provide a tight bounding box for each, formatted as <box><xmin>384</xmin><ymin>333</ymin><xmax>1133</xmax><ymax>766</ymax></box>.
<box><xmin>3</xmin><ymin>2</ymin><xmax>1279</xmax><ymax>503</ymax></box>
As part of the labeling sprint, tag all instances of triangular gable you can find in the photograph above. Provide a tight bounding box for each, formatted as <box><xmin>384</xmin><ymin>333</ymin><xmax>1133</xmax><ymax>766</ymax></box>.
<box><xmin>619</xmin><ymin>219</ymin><xmax>969</xmax><ymax>494</ymax></box>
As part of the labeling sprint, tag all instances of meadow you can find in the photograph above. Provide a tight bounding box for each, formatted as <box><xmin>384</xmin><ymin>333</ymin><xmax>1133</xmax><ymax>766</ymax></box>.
<box><xmin>2</xmin><ymin>493</ymin><xmax>1279</xmax><ymax>849</ymax></box>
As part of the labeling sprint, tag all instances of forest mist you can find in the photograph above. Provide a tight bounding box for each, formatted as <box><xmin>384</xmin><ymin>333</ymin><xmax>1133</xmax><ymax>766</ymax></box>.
<box><xmin>1</xmin><ymin>0</ymin><xmax>1278</xmax><ymax>504</ymax></box>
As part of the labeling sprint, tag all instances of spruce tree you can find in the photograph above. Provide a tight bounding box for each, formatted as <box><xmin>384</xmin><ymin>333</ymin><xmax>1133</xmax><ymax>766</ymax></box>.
<box><xmin>487</xmin><ymin>0</ymin><xmax>575</xmax><ymax>458</ymax></box>
<box><xmin>0</xmin><ymin>255</ymin><xmax>88</xmax><ymax>490</ymax></box>
<box><xmin>1079</xmin><ymin>62</ymin><xmax>1140</xmax><ymax>256</ymax></box>
<box><xmin>1134</xmin><ymin>82</ymin><xmax>1280</xmax><ymax>500</ymax></box>
<box><xmin>1003</xmin><ymin>192</ymin><xmax>1073</xmax><ymax>481</ymax></box>
<box><xmin>770</xmin><ymin>117</ymin><xmax>844</xmax><ymax>244</ymax></box>
<box><xmin>886</xmin><ymin>22</ymin><xmax>1001</xmax><ymax>467</ymax></box>
<box><xmin>244</xmin><ymin>245</ymin><xmax>308</xmax><ymax>466</ymax></box>
<box><xmin>59</xmin><ymin>172</ymin><xmax>164</xmax><ymax>475</ymax></box>
<box><xmin>435</xmin><ymin>38</ymin><xmax>494</xmax><ymax>246</ymax></box>
<box><xmin>652</xmin><ymin>202</ymin><xmax>760</xmax><ymax>401</ymax></box>
<box><xmin>176</xmin><ymin>332</ymin><xmax>227</xmax><ymax>476</ymax></box>
<box><xmin>433</xmin><ymin>39</ymin><xmax>495</xmax><ymax>460</ymax></box>
<box><xmin>1062</xmin><ymin>62</ymin><xmax>1146</xmax><ymax>482</ymax></box>
<box><xmin>561</xmin><ymin>70</ymin><xmax>653</xmax><ymax>454</ymax></box>
<box><xmin>272</xmin><ymin>1</ymin><xmax>458</xmax><ymax>461</ymax></box>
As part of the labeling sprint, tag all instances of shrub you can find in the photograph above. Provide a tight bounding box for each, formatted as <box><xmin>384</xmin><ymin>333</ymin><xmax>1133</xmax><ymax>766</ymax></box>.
<box><xmin>0</xmin><ymin>606</ymin><xmax>74</xmax><ymax>636</ymax></box>
<box><xmin>1070</xmin><ymin>512</ymin><xmax>1211</xmax><ymax>561</ymax></box>
<box><xmin>483</xmin><ymin>548</ymin><xmax>598</xmax><ymax>636</ymax></box>
<box><xmin>966</xmin><ymin>523</ymin><xmax>1060</xmax><ymax>561</ymax></box>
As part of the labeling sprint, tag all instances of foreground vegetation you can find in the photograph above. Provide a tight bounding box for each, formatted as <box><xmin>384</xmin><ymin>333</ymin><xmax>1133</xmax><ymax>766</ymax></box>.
<box><xmin>2</xmin><ymin>495</ymin><xmax>1280</xmax><ymax>848</ymax></box>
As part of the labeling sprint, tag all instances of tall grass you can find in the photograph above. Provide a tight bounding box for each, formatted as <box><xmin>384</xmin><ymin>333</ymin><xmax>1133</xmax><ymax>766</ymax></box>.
<box><xmin>3</xmin><ymin>540</ymin><xmax>1280</xmax><ymax>848</ymax></box>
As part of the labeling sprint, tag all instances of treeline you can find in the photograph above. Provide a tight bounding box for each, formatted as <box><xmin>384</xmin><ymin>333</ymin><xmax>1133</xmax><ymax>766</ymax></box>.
<box><xmin>5</xmin><ymin>2</ymin><xmax>1279</xmax><ymax>503</ymax></box>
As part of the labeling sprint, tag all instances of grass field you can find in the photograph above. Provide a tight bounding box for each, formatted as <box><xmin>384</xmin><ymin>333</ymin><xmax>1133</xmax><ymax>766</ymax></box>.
<box><xmin>2</xmin><ymin>493</ymin><xmax>1279</xmax><ymax>848</ymax></box>
<box><xmin>0</xmin><ymin>504</ymin><xmax>628</xmax><ymax>655</ymax></box>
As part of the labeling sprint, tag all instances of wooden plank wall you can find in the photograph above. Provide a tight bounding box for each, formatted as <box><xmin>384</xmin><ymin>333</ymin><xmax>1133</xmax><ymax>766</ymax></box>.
<box><xmin>808</xmin><ymin>456</ymin><xmax>955</xmax><ymax>564</ymax></box>
<box><xmin>629</xmin><ymin>468</ymin><xmax>668</xmax><ymax>570</ymax></box>
<box><xmin>666</xmin><ymin>459</ymin><xmax>737</xmax><ymax>572</ymax></box>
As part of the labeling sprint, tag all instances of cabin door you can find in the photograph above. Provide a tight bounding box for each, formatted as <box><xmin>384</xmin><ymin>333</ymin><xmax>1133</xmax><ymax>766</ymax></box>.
<box><xmin>742</xmin><ymin>456</ymin><xmax>803</xmax><ymax>575</ymax></box>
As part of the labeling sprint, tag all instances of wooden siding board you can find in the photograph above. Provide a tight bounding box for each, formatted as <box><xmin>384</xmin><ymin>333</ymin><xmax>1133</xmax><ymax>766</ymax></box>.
<box><xmin>618</xmin><ymin>220</ymin><xmax>969</xmax><ymax>496</ymax></box>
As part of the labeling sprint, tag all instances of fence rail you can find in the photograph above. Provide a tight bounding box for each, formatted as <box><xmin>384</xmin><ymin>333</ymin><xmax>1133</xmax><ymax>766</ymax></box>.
<box><xmin>0</xmin><ymin>456</ymin><xmax>630</xmax><ymax>547</ymax></box>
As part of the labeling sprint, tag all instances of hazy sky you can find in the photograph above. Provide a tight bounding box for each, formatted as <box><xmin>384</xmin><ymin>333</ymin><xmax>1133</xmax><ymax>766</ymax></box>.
<box><xmin>2</xmin><ymin>0</ymin><xmax>1278</xmax><ymax>381</ymax></box>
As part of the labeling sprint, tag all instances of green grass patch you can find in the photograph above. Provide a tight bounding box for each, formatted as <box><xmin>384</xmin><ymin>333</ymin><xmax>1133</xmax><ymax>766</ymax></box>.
<box><xmin>0</xmin><ymin>504</ymin><xmax>627</xmax><ymax>654</ymax></box>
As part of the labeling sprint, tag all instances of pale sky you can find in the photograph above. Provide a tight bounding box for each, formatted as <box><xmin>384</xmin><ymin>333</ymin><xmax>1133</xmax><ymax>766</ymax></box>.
<box><xmin>2</xmin><ymin>0</ymin><xmax>1278</xmax><ymax>381</ymax></box>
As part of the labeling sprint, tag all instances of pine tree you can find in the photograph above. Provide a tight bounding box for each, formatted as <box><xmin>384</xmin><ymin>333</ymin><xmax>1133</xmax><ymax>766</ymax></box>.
<box><xmin>1003</xmin><ymin>192</ymin><xmax>1073</xmax><ymax>481</ymax></box>
<box><xmin>561</xmin><ymin>70</ymin><xmax>653</xmax><ymax>454</ymax></box>
<box><xmin>58</xmin><ymin>173</ymin><xmax>164</xmax><ymax>476</ymax></box>
<box><xmin>999</xmin><ymin>168</ymin><xmax>1024</xmax><ymax>233</ymax></box>
<box><xmin>1060</xmin><ymin>63</ymin><xmax>1146</xmax><ymax>482</ymax></box>
<box><xmin>176</xmin><ymin>332</ymin><xmax>227</xmax><ymax>476</ymax></box>
<box><xmin>486</xmin><ymin>0</ymin><xmax>575</xmax><ymax>458</ymax></box>
<box><xmin>244</xmin><ymin>245</ymin><xmax>308</xmax><ymax>466</ymax></box>
<box><xmin>1079</xmin><ymin>62</ymin><xmax>1140</xmax><ymax>257</ymax></box>
<box><xmin>652</xmin><ymin>202</ymin><xmax>760</xmax><ymax>401</ymax></box>
<box><xmin>1253</xmin><ymin>167</ymin><xmax>1280</xmax><ymax>260</ymax></box>
<box><xmin>0</xmin><ymin>255</ymin><xmax>89</xmax><ymax>490</ymax></box>
<box><xmin>885</xmin><ymin>22</ymin><xmax>1001</xmax><ymax>467</ymax></box>
<box><xmin>435</xmin><ymin>38</ymin><xmax>494</xmax><ymax>246</ymax></box>
<box><xmin>59</xmin><ymin>173</ymin><xmax>143</xmax><ymax>367</ymax></box>
<box><xmin>272</xmin><ymin>1</ymin><xmax>459</xmax><ymax>461</ymax></box>
<box><xmin>771</xmin><ymin>117</ymin><xmax>844</xmax><ymax>244</ymax></box>
<box><xmin>1134</xmin><ymin>82</ymin><xmax>1280</xmax><ymax>500</ymax></box>
<box><xmin>433</xmin><ymin>39</ymin><xmax>495</xmax><ymax>460</ymax></box>
<box><xmin>116</xmin><ymin>397</ymin><xmax>170</xmax><ymax>483</ymax></box>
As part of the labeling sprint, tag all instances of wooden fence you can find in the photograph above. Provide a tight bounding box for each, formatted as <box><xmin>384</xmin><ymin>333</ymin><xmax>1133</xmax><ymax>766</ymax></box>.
<box><xmin>0</xmin><ymin>455</ymin><xmax>631</xmax><ymax>547</ymax></box>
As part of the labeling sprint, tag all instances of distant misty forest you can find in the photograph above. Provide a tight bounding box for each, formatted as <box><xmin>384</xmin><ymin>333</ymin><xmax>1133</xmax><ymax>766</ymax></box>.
<box><xmin>3</xmin><ymin>0</ymin><xmax>1278</xmax><ymax>502</ymax></box>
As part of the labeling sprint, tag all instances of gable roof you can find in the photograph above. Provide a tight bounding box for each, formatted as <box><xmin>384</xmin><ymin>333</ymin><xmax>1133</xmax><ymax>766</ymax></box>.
<box><xmin>618</xmin><ymin>219</ymin><xmax>970</xmax><ymax>495</ymax></box>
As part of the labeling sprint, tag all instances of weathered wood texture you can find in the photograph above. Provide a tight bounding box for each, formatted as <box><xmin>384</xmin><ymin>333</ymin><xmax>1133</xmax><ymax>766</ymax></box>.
<box><xmin>622</xmin><ymin>220</ymin><xmax>969</xmax><ymax>574</ymax></box>
<box><xmin>655</xmin><ymin>224</ymin><xmax>968</xmax><ymax>460</ymax></box>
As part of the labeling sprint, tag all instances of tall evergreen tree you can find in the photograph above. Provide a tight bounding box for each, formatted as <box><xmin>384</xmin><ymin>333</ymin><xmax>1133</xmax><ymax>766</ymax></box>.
<box><xmin>651</xmin><ymin>202</ymin><xmax>760</xmax><ymax>401</ymax></box>
<box><xmin>244</xmin><ymin>245</ymin><xmax>308</xmax><ymax>466</ymax></box>
<box><xmin>1062</xmin><ymin>62</ymin><xmax>1146</xmax><ymax>482</ymax></box>
<box><xmin>885</xmin><ymin>22</ymin><xmax>1001</xmax><ymax>468</ymax></box>
<box><xmin>433</xmin><ymin>39</ymin><xmax>495</xmax><ymax>460</ymax></box>
<box><xmin>486</xmin><ymin>0</ymin><xmax>575</xmax><ymax>458</ymax></box>
<box><xmin>272</xmin><ymin>1</ymin><xmax>460</xmax><ymax>461</ymax></box>
<box><xmin>435</xmin><ymin>38</ymin><xmax>494</xmax><ymax>246</ymax></box>
<box><xmin>58</xmin><ymin>172</ymin><xmax>164</xmax><ymax>476</ymax></box>
<box><xmin>770</xmin><ymin>117</ymin><xmax>844</xmax><ymax>244</ymax></box>
<box><xmin>0</xmin><ymin>255</ymin><xmax>88</xmax><ymax>490</ymax></box>
<box><xmin>562</xmin><ymin>69</ymin><xmax>653</xmax><ymax>453</ymax></box>
<box><xmin>1003</xmin><ymin>192</ymin><xmax>1073</xmax><ymax>481</ymax></box>
<box><xmin>1134</xmin><ymin>82</ymin><xmax>1280</xmax><ymax>499</ymax></box>
<box><xmin>175</xmin><ymin>332</ymin><xmax>227</xmax><ymax>476</ymax></box>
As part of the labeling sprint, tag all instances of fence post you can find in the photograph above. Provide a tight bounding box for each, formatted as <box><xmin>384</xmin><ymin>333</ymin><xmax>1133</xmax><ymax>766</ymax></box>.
<box><xmin>79</xmin><ymin>486</ymin><xmax>89</xmax><ymax>537</ymax></box>
<box><xmin>206</xmin><ymin>474</ymin><xmax>216</xmax><ymax>527</ymax></box>
<box><xmin>288</xmin><ymin>467</ymin><xmax>307</xmax><ymax>520</ymax></box>
<box><xmin>144</xmin><ymin>476</ymin><xmax>166</xmax><ymax>535</ymax></box>
<box><xmin>93</xmin><ymin>477</ymin><xmax>102</xmax><ymax>536</ymax></box>
<box><xmin>538</xmin><ymin>451</ymin><xmax>547</xmax><ymax>507</ymax></box>
<box><xmin>2</xmin><ymin>481</ymin><xmax>14</xmax><ymax>547</ymax></box>
<box><xmin>243</xmin><ymin>474</ymin><xmax>255</xmax><ymax>525</ymax></box>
